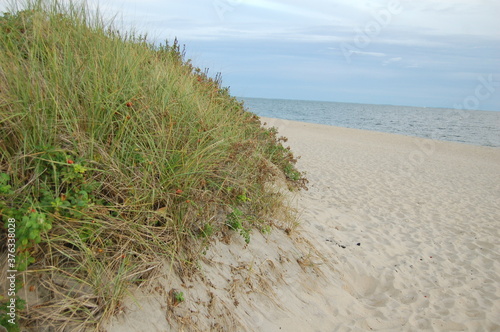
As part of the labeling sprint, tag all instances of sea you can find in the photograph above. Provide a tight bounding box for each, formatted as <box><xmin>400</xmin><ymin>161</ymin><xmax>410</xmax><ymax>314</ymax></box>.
<box><xmin>239</xmin><ymin>97</ymin><xmax>500</xmax><ymax>148</ymax></box>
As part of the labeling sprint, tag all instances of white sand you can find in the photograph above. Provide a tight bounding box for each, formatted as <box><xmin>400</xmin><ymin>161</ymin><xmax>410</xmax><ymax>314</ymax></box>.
<box><xmin>260</xmin><ymin>117</ymin><xmax>500</xmax><ymax>331</ymax></box>
<box><xmin>106</xmin><ymin>118</ymin><xmax>500</xmax><ymax>331</ymax></box>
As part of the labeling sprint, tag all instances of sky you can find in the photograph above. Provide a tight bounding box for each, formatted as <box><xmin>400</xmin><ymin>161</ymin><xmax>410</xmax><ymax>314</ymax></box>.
<box><xmin>3</xmin><ymin>0</ymin><xmax>500</xmax><ymax>111</ymax></box>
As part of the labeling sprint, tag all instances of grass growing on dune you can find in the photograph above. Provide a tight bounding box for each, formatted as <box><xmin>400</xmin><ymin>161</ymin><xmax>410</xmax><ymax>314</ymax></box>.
<box><xmin>0</xmin><ymin>0</ymin><xmax>306</xmax><ymax>330</ymax></box>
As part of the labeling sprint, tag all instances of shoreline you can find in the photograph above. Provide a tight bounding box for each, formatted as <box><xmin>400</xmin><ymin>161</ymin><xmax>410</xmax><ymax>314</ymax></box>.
<box><xmin>259</xmin><ymin>115</ymin><xmax>500</xmax><ymax>149</ymax></box>
<box><xmin>240</xmin><ymin>96</ymin><xmax>500</xmax><ymax>114</ymax></box>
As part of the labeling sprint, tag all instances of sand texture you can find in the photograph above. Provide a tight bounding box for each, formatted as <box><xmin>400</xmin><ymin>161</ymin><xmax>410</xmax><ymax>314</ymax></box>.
<box><xmin>259</xmin><ymin>117</ymin><xmax>500</xmax><ymax>331</ymax></box>
<box><xmin>106</xmin><ymin>118</ymin><xmax>500</xmax><ymax>331</ymax></box>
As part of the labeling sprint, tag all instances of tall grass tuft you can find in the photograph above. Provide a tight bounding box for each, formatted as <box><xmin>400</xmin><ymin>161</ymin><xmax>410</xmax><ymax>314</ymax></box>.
<box><xmin>0</xmin><ymin>0</ymin><xmax>306</xmax><ymax>330</ymax></box>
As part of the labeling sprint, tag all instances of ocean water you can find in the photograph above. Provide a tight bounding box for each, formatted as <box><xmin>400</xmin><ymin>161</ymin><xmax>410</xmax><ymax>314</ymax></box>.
<box><xmin>240</xmin><ymin>97</ymin><xmax>500</xmax><ymax>148</ymax></box>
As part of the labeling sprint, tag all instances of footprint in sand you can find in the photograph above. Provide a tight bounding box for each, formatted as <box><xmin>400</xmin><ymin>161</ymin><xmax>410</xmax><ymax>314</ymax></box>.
<box><xmin>399</xmin><ymin>291</ymin><xmax>418</xmax><ymax>305</ymax></box>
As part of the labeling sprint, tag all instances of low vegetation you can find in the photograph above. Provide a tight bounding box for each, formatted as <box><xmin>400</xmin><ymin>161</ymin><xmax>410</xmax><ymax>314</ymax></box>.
<box><xmin>0</xmin><ymin>0</ymin><xmax>306</xmax><ymax>330</ymax></box>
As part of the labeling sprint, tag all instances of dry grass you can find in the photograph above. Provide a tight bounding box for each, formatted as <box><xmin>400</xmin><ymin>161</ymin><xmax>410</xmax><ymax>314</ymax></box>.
<box><xmin>0</xmin><ymin>0</ymin><xmax>306</xmax><ymax>330</ymax></box>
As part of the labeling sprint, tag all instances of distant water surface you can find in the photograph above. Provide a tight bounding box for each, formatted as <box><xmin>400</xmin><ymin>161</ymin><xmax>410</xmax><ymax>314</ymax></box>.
<box><xmin>239</xmin><ymin>97</ymin><xmax>500</xmax><ymax>147</ymax></box>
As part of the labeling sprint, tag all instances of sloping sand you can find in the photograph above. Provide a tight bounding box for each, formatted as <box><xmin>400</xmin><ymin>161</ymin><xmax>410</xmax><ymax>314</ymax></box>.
<box><xmin>106</xmin><ymin>118</ymin><xmax>500</xmax><ymax>331</ymax></box>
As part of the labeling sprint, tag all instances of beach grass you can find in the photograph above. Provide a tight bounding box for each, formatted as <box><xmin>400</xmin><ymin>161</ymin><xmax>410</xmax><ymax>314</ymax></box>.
<box><xmin>0</xmin><ymin>0</ymin><xmax>306</xmax><ymax>330</ymax></box>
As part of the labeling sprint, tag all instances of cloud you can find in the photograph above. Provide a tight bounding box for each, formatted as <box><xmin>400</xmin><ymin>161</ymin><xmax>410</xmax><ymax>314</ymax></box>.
<box><xmin>240</xmin><ymin>0</ymin><xmax>332</xmax><ymax>21</ymax></box>
<box><xmin>4</xmin><ymin>0</ymin><xmax>498</xmax><ymax>110</ymax></box>
<box><xmin>382</xmin><ymin>57</ymin><xmax>402</xmax><ymax>66</ymax></box>
<box><xmin>352</xmin><ymin>50</ymin><xmax>386</xmax><ymax>57</ymax></box>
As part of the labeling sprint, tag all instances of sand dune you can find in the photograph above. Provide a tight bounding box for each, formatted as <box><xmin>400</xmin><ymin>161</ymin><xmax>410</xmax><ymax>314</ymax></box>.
<box><xmin>106</xmin><ymin>118</ymin><xmax>500</xmax><ymax>331</ymax></box>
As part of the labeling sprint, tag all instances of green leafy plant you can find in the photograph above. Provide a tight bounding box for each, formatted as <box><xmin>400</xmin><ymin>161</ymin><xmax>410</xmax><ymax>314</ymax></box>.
<box><xmin>226</xmin><ymin>208</ymin><xmax>251</xmax><ymax>244</ymax></box>
<box><xmin>16</xmin><ymin>211</ymin><xmax>51</xmax><ymax>270</ymax></box>
<box><xmin>260</xmin><ymin>224</ymin><xmax>272</xmax><ymax>235</ymax></box>
<box><xmin>0</xmin><ymin>149</ymin><xmax>98</xmax><ymax>272</ymax></box>
<box><xmin>0</xmin><ymin>173</ymin><xmax>11</xmax><ymax>194</ymax></box>
<box><xmin>236</xmin><ymin>190</ymin><xmax>251</xmax><ymax>203</ymax></box>
<box><xmin>174</xmin><ymin>291</ymin><xmax>184</xmax><ymax>303</ymax></box>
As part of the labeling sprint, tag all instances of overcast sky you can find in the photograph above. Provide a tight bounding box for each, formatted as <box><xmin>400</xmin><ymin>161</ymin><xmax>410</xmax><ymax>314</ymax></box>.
<box><xmin>4</xmin><ymin>0</ymin><xmax>500</xmax><ymax>111</ymax></box>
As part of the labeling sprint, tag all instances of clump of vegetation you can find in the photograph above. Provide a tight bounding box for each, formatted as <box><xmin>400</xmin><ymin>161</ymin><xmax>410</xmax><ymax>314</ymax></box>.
<box><xmin>0</xmin><ymin>0</ymin><xmax>306</xmax><ymax>330</ymax></box>
<box><xmin>226</xmin><ymin>208</ymin><xmax>251</xmax><ymax>244</ymax></box>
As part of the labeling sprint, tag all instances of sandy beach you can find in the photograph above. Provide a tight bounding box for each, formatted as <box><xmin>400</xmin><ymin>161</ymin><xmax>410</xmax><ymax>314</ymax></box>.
<box><xmin>259</xmin><ymin>117</ymin><xmax>500</xmax><ymax>331</ymax></box>
<box><xmin>107</xmin><ymin>117</ymin><xmax>500</xmax><ymax>331</ymax></box>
